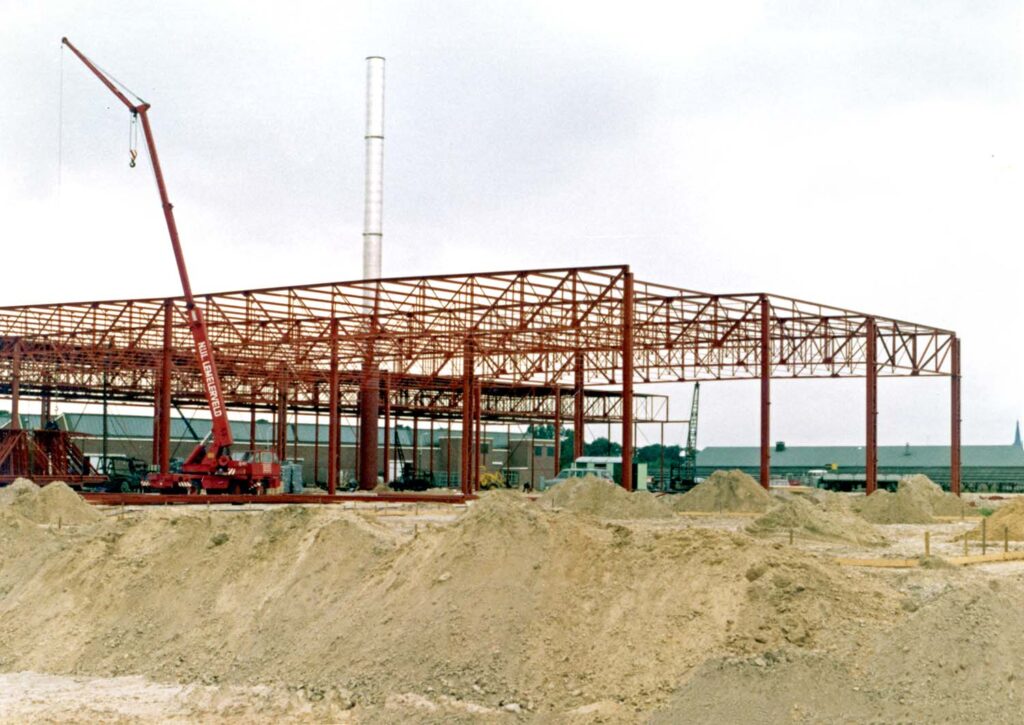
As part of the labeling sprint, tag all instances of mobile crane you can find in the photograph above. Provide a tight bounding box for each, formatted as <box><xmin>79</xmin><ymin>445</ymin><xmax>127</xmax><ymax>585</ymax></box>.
<box><xmin>62</xmin><ymin>38</ymin><xmax>280</xmax><ymax>494</ymax></box>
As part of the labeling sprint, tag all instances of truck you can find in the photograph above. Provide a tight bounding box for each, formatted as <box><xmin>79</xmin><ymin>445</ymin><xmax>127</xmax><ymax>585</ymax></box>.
<box><xmin>85</xmin><ymin>454</ymin><xmax>149</xmax><ymax>493</ymax></box>
<box><xmin>542</xmin><ymin>456</ymin><xmax>649</xmax><ymax>491</ymax></box>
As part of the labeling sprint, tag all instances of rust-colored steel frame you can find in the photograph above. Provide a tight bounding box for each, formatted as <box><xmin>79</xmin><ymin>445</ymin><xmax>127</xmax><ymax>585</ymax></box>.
<box><xmin>0</xmin><ymin>264</ymin><xmax>960</xmax><ymax>494</ymax></box>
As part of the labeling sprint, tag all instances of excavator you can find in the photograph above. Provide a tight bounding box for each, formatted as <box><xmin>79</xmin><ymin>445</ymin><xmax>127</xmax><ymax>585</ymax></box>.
<box><xmin>62</xmin><ymin>38</ymin><xmax>280</xmax><ymax>494</ymax></box>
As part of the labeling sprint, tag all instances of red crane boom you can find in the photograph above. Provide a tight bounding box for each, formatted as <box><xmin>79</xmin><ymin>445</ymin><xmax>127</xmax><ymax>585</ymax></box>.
<box><xmin>61</xmin><ymin>38</ymin><xmax>279</xmax><ymax>493</ymax></box>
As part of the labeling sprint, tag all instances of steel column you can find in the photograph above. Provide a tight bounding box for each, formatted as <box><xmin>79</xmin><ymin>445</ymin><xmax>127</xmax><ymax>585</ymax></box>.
<box><xmin>951</xmin><ymin>336</ymin><xmax>962</xmax><ymax>496</ymax></box>
<box><xmin>460</xmin><ymin>351</ymin><xmax>473</xmax><ymax>495</ymax></box>
<box><xmin>446</xmin><ymin>421</ymin><xmax>453</xmax><ymax>488</ymax></box>
<box><xmin>40</xmin><ymin>387</ymin><xmax>51</xmax><ymax>427</ymax></box>
<box><xmin>621</xmin><ymin>271</ymin><xmax>634</xmax><ymax>492</ymax></box>
<box><xmin>428</xmin><ymin>417</ymin><xmax>434</xmax><ymax>480</ymax></box>
<box><xmin>473</xmin><ymin>379</ymin><xmax>482</xmax><ymax>491</ymax></box>
<box><xmin>412</xmin><ymin>415</ymin><xmax>419</xmax><ymax>474</ymax></box>
<box><xmin>312</xmin><ymin>381</ymin><xmax>320</xmax><ymax>485</ymax></box>
<box><xmin>292</xmin><ymin>401</ymin><xmax>299</xmax><ymax>462</ymax></box>
<box><xmin>383</xmin><ymin>373</ymin><xmax>391</xmax><ymax>485</ymax></box>
<box><xmin>553</xmin><ymin>386</ymin><xmax>562</xmax><ymax>478</ymax></box>
<box><xmin>328</xmin><ymin>319</ymin><xmax>340</xmax><ymax>495</ymax></box>
<box><xmin>574</xmin><ymin>353</ymin><xmax>585</xmax><ymax>459</ymax></box>
<box><xmin>866</xmin><ymin>317</ymin><xmax>878</xmax><ymax>495</ymax></box>
<box><xmin>275</xmin><ymin>385</ymin><xmax>287</xmax><ymax>461</ymax></box>
<box><xmin>10</xmin><ymin>341</ymin><xmax>20</xmax><ymax>429</ymax></box>
<box><xmin>759</xmin><ymin>295</ymin><xmax>771</xmax><ymax>490</ymax></box>
<box><xmin>357</xmin><ymin>361</ymin><xmax>380</xmax><ymax>490</ymax></box>
<box><xmin>159</xmin><ymin>301</ymin><xmax>172</xmax><ymax>473</ymax></box>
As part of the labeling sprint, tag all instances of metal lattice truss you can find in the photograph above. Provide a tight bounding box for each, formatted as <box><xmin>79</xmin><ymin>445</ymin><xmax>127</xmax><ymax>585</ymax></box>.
<box><xmin>0</xmin><ymin>265</ymin><xmax>956</xmax><ymax>420</ymax></box>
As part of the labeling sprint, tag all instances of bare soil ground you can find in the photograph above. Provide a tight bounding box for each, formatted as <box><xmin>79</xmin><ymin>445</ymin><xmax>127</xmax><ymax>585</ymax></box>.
<box><xmin>2</xmin><ymin>481</ymin><xmax>1024</xmax><ymax>723</ymax></box>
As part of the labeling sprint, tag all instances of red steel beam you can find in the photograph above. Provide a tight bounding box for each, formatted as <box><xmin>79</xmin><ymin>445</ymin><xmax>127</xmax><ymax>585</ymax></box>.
<box><xmin>82</xmin><ymin>492</ymin><xmax>475</xmax><ymax>506</ymax></box>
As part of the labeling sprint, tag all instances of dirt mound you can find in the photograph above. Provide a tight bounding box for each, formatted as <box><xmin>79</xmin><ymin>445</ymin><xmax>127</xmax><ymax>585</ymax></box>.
<box><xmin>0</xmin><ymin>479</ymin><xmax>101</xmax><ymax>525</ymax></box>
<box><xmin>655</xmin><ymin>581</ymin><xmax>1024</xmax><ymax>723</ymax></box>
<box><xmin>538</xmin><ymin>475</ymin><xmax>673</xmax><ymax>518</ymax></box>
<box><xmin>672</xmin><ymin>470</ymin><xmax>772</xmax><ymax>513</ymax></box>
<box><xmin>747</xmin><ymin>497</ymin><xmax>888</xmax><ymax>545</ymax></box>
<box><xmin>963</xmin><ymin>497</ymin><xmax>1024</xmax><ymax>541</ymax></box>
<box><xmin>0</xmin><ymin>491</ymin><xmax>897</xmax><ymax>715</ymax></box>
<box><xmin>853</xmin><ymin>489</ymin><xmax>933</xmax><ymax>524</ymax></box>
<box><xmin>853</xmin><ymin>475</ymin><xmax>966</xmax><ymax>524</ymax></box>
<box><xmin>900</xmin><ymin>474</ymin><xmax>966</xmax><ymax>516</ymax></box>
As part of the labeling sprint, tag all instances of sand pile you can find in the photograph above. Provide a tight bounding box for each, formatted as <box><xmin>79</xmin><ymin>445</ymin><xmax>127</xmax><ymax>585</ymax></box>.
<box><xmin>671</xmin><ymin>470</ymin><xmax>772</xmax><ymax>513</ymax></box>
<box><xmin>747</xmin><ymin>497</ymin><xmax>888</xmax><ymax>545</ymax></box>
<box><xmin>853</xmin><ymin>475</ymin><xmax>966</xmax><ymax>524</ymax></box>
<box><xmin>962</xmin><ymin>497</ymin><xmax>1024</xmax><ymax>541</ymax></box>
<box><xmin>0</xmin><ymin>491</ymin><xmax>897</xmax><ymax>714</ymax></box>
<box><xmin>0</xmin><ymin>479</ymin><xmax>101</xmax><ymax>525</ymax></box>
<box><xmin>655</xmin><ymin>582</ymin><xmax>1024</xmax><ymax>723</ymax></box>
<box><xmin>538</xmin><ymin>474</ymin><xmax>673</xmax><ymax>518</ymax></box>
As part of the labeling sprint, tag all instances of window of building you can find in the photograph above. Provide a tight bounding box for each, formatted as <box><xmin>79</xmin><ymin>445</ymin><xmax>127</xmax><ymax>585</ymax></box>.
<box><xmin>546</xmin><ymin>446</ymin><xmax>555</xmax><ymax>457</ymax></box>
<box><xmin>534</xmin><ymin>446</ymin><xmax>543</xmax><ymax>457</ymax></box>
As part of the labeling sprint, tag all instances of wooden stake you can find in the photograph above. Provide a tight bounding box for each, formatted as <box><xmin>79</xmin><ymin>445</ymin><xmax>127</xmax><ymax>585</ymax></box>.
<box><xmin>924</xmin><ymin>530</ymin><xmax>930</xmax><ymax>557</ymax></box>
<box><xmin>964</xmin><ymin>534</ymin><xmax>969</xmax><ymax>556</ymax></box>
<box><xmin>789</xmin><ymin>528</ymin><xmax>794</xmax><ymax>545</ymax></box>
<box><xmin>1005</xmin><ymin>526</ymin><xmax>1010</xmax><ymax>553</ymax></box>
<box><xmin>982</xmin><ymin>518</ymin><xmax>987</xmax><ymax>555</ymax></box>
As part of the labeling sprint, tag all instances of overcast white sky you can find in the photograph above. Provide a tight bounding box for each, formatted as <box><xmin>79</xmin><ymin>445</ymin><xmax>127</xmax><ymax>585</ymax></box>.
<box><xmin>1</xmin><ymin>1</ymin><xmax>1021</xmax><ymax>448</ymax></box>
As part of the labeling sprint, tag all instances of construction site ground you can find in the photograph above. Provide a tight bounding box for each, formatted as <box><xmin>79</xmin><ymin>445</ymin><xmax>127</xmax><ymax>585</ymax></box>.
<box><xmin>2</xmin><ymin>479</ymin><xmax>1023</xmax><ymax>723</ymax></box>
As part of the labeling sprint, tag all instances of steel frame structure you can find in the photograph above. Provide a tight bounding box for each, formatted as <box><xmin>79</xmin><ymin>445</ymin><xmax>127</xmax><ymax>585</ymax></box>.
<box><xmin>0</xmin><ymin>264</ymin><xmax>960</xmax><ymax>495</ymax></box>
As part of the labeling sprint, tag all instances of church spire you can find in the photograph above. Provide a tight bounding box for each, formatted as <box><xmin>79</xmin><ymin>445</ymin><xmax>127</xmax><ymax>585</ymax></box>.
<box><xmin>1015</xmin><ymin>421</ymin><xmax>1022</xmax><ymax>448</ymax></box>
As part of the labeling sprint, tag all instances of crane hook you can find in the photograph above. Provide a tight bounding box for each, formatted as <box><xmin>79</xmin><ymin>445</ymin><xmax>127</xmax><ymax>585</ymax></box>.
<box><xmin>128</xmin><ymin>112</ymin><xmax>139</xmax><ymax>168</ymax></box>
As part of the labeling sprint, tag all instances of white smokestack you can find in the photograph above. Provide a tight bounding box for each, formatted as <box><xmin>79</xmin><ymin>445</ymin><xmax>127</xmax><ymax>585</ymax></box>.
<box><xmin>363</xmin><ymin>56</ymin><xmax>385</xmax><ymax>280</ymax></box>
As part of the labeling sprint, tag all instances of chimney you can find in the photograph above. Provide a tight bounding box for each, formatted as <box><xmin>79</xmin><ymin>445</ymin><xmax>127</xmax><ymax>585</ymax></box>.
<box><xmin>363</xmin><ymin>56</ymin><xmax>385</xmax><ymax>280</ymax></box>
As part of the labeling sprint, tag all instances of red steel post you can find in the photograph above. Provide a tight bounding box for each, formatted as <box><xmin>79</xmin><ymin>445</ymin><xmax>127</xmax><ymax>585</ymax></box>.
<box><xmin>865</xmin><ymin>317</ymin><xmax>878</xmax><ymax>495</ymax></box>
<box><xmin>759</xmin><ymin>295</ymin><xmax>771</xmax><ymax>490</ymax></box>
<box><xmin>312</xmin><ymin>381</ymin><xmax>320</xmax><ymax>485</ymax></box>
<box><xmin>357</xmin><ymin>362</ymin><xmax>380</xmax><ymax>490</ymax></box>
<box><xmin>159</xmin><ymin>301</ymin><xmax>172</xmax><ymax>473</ymax></box>
<box><xmin>276</xmin><ymin>386</ymin><xmax>288</xmax><ymax>461</ymax></box>
<box><xmin>383</xmin><ymin>373</ymin><xmax>391</xmax><ymax>485</ymax></box>
<box><xmin>412</xmin><ymin>415</ymin><xmax>419</xmax><ymax>474</ymax></box>
<box><xmin>474</xmin><ymin>379</ymin><xmax>482</xmax><ymax>491</ymax></box>
<box><xmin>951</xmin><ymin>337</ymin><xmax>962</xmax><ymax>496</ymax></box>
<box><xmin>574</xmin><ymin>353</ymin><xmax>585</xmax><ymax>459</ymax></box>
<box><xmin>10</xmin><ymin>341</ymin><xmax>20</xmax><ymax>429</ymax></box>
<box><xmin>292</xmin><ymin>401</ymin><xmax>299</xmax><ymax>462</ymax></box>
<box><xmin>328</xmin><ymin>319</ymin><xmax>340</xmax><ymax>494</ymax></box>
<box><xmin>428</xmin><ymin>418</ymin><xmax>434</xmax><ymax>480</ymax></box>
<box><xmin>152</xmin><ymin>373</ymin><xmax>161</xmax><ymax>467</ymax></box>
<box><xmin>249</xmin><ymin>401</ymin><xmax>257</xmax><ymax>450</ymax></box>
<box><xmin>461</xmin><ymin>345</ymin><xmax>474</xmax><ymax>494</ymax></box>
<box><xmin>553</xmin><ymin>386</ymin><xmax>562</xmax><ymax>478</ymax></box>
<box><xmin>621</xmin><ymin>271</ymin><xmax>634</xmax><ymax>492</ymax></box>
